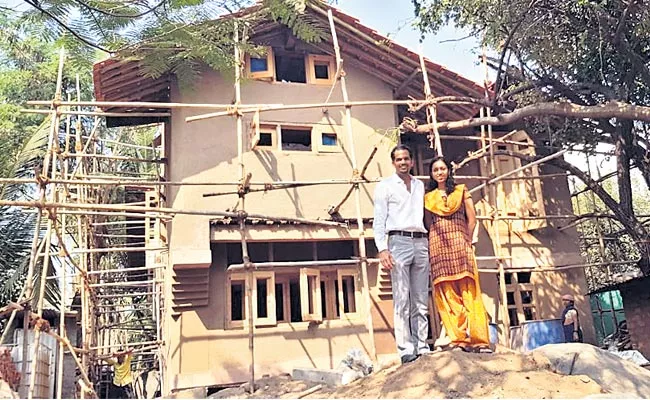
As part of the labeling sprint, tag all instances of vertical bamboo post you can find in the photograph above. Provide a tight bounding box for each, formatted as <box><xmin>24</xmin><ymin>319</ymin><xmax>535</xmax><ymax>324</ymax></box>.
<box><xmin>481</xmin><ymin>43</ymin><xmax>510</xmax><ymax>345</ymax></box>
<box><xmin>75</xmin><ymin>74</ymin><xmax>90</xmax><ymax>398</ymax></box>
<box><xmin>327</xmin><ymin>8</ymin><xmax>376</xmax><ymax>361</ymax></box>
<box><xmin>233</xmin><ymin>23</ymin><xmax>255</xmax><ymax>393</ymax></box>
<box><xmin>21</xmin><ymin>48</ymin><xmax>65</xmax><ymax>399</ymax></box>
<box><xmin>56</xmin><ymin>94</ymin><xmax>73</xmax><ymax>399</ymax></box>
<box><xmin>418</xmin><ymin>48</ymin><xmax>443</xmax><ymax>156</ymax></box>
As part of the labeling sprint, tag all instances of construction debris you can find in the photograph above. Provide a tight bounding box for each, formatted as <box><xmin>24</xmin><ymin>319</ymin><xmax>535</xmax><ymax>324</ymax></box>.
<box><xmin>0</xmin><ymin>349</ymin><xmax>19</xmax><ymax>393</ymax></box>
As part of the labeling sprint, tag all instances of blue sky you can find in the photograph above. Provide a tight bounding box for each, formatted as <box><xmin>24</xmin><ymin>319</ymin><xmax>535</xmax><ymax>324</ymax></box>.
<box><xmin>336</xmin><ymin>0</ymin><xmax>487</xmax><ymax>84</ymax></box>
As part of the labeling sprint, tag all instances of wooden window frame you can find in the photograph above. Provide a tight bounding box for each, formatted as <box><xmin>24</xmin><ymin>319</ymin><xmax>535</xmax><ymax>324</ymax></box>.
<box><xmin>306</xmin><ymin>54</ymin><xmax>336</xmax><ymax>86</ymax></box>
<box><xmin>480</xmin><ymin>130</ymin><xmax>546</xmax><ymax>231</ymax></box>
<box><xmin>505</xmin><ymin>272</ymin><xmax>538</xmax><ymax>326</ymax></box>
<box><xmin>278</xmin><ymin>124</ymin><xmax>314</xmax><ymax>153</ymax></box>
<box><xmin>251</xmin><ymin>120</ymin><xmax>277</xmax><ymax>150</ymax></box>
<box><xmin>225</xmin><ymin>272</ymin><xmax>250</xmax><ymax>329</ymax></box>
<box><xmin>337</xmin><ymin>268</ymin><xmax>362</xmax><ymax>319</ymax></box>
<box><xmin>274</xmin><ymin>275</ymin><xmax>292</xmax><ymax>323</ymax></box>
<box><xmin>300</xmin><ymin>267</ymin><xmax>322</xmax><ymax>322</ymax></box>
<box><xmin>252</xmin><ymin>271</ymin><xmax>277</xmax><ymax>327</ymax></box>
<box><xmin>246</xmin><ymin>47</ymin><xmax>275</xmax><ymax>81</ymax></box>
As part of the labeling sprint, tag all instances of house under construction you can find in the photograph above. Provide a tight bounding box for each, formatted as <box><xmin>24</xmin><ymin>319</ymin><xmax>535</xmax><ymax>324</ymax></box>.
<box><xmin>0</xmin><ymin>2</ymin><xmax>622</xmax><ymax>398</ymax></box>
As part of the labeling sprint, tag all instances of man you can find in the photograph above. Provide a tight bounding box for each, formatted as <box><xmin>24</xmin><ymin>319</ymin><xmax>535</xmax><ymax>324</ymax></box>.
<box><xmin>373</xmin><ymin>144</ymin><xmax>430</xmax><ymax>364</ymax></box>
<box><xmin>102</xmin><ymin>348</ymin><xmax>135</xmax><ymax>398</ymax></box>
<box><xmin>560</xmin><ymin>294</ymin><xmax>582</xmax><ymax>343</ymax></box>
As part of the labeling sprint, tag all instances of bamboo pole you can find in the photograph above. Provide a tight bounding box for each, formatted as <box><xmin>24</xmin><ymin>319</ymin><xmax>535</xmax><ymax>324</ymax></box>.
<box><xmin>22</xmin><ymin>48</ymin><xmax>65</xmax><ymax>400</ymax></box>
<box><xmin>22</xmin><ymin>108</ymin><xmax>170</xmax><ymax>118</ymax></box>
<box><xmin>328</xmin><ymin>8</ymin><xmax>376</xmax><ymax>362</ymax></box>
<box><xmin>0</xmin><ymin>199</ymin><xmax>347</xmax><ymax>226</ymax></box>
<box><xmin>27</xmin><ymin>99</ymin><xmax>281</xmax><ymax>109</ymax></box>
<box><xmin>231</xmin><ymin>24</ymin><xmax>256</xmax><ymax>394</ymax></box>
<box><xmin>469</xmin><ymin>149</ymin><xmax>569</xmax><ymax>195</ymax></box>
<box><xmin>419</xmin><ymin>46</ymin><xmax>442</xmax><ymax>155</ymax></box>
<box><xmin>62</xmin><ymin>152</ymin><xmax>165</xmax><ymax>164</ymax></box>
<box><xmin>184</xmin><ymin>97</ymin><xmax>483</xmax><ymax>123</ymax></box>
<box><xmin>479</xmin><ymin>43</ymin><xmax>510</xmax><ymax>347</ymax></box>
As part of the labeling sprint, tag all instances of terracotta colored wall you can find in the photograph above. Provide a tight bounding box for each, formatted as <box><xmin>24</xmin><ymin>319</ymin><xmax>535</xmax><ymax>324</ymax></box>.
<box><xmin>620</xmin><ymin>278</ymin><xmax>650</xmax><ymax>359</ymax></box>
<box><xmin>163</xmin><ymin>59</ymin><xmax>397</xmax><ymax>392</ymax></box>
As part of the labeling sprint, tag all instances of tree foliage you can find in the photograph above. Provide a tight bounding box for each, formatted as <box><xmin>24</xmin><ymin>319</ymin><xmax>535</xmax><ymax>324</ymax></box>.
<box><xmin>4</xmin><ymin>0</ymin><xmax>327</xmax><ymax>86</ymax></box>
<box><xmin>411</xmin><ymin>0</ymin><xmax>650</xmax><ymax>277</ymax></box>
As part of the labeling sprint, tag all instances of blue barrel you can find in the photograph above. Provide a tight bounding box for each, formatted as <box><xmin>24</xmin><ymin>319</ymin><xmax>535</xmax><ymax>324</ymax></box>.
<box><xmin>521</xmin><ymin>319</ymin><xmax>565</xmax><ymax>352</ymax></box>
<box><xmin>488</xmin><ymin>323</ymin><xmax>498</xmax><ymax>345</ymax></box>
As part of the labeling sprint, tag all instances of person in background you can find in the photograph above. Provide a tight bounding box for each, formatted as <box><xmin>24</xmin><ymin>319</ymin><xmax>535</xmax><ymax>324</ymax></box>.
<box><xmin>100</xmin><ymin>348</ymin><xmax>134</xmax><ymax>398</ymax></box>
<box><xmin>561</xmin><ymin>294</ymin><xmax>582</xmax><ymax>342</ymax></box>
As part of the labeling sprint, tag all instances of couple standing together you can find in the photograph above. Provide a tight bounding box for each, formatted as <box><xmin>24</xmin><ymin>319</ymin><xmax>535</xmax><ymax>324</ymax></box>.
<box><xmin>373</xmin><ymin>144</ymin><xmax>492</xmax><ymax>365</ymax></box>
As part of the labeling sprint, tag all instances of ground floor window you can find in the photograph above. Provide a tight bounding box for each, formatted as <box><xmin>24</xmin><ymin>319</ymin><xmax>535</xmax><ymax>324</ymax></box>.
<box><xmin>226</xmin><ymin>267</ymin><xmax>361</xmax><ymax>328</ymax></box>
<box><xmin>223</xmin><ymin>240</ymin><xmax>371</xmax><ymax>328</ymax></box>
<box><xmin>505</xmin><ymin>271</ymin><xmax>537</xmax><ymax>326</ymax></box>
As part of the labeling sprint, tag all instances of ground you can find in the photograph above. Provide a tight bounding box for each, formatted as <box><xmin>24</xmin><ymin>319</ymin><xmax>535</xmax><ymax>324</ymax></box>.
<box><xmin>210</xmin><ymin>347</ymin><xmax>604</xmax><ymax>399</ymax></box>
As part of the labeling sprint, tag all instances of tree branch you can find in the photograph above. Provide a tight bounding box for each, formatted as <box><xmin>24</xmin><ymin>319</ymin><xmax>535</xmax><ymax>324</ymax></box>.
<box><xmin>22</xmin><ymin>0</ymin><xmax>111</xmax><ymax>53</ymax></box>
<box><xmin>71</xmin><ymin>0</ymin><xmax>168</xmax><ymax>19</ymax></box>
<box><xmin>404</xmin><ymin>101</ymin><xmax>650</xmax><ymax>133</ymax></box>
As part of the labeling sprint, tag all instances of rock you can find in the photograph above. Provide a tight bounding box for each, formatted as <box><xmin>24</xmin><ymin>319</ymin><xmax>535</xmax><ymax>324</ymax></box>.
<box><xmin>533</xmin><ymin>343</ymin><xmax>650</xmax><ymax>398</ymax></box>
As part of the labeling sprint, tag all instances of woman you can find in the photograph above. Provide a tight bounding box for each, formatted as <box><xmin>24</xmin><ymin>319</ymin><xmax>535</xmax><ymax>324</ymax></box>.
<box><xmin>424</xmin><ymin>156</ymin><xmax>492</xmax><ymax>353</ymax></box>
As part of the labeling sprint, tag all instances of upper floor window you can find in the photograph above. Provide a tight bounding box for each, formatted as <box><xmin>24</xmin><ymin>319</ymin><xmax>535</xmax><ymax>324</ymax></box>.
<box><xmin>249</xmin><ymin>121</ymin><xmax>342</xmax><ymax>153</ymax></box>
<box><xmin>246</xmin><ymin>46</ymin><xmax>335</xmax><ymax>86</ymax></box>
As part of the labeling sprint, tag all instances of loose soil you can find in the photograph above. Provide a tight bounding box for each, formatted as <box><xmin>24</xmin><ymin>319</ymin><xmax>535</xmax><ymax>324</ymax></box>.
<box><xmin>211</xmin><ymin>347</ymin><xmax>604</xmax><ymax>399</ymax></box>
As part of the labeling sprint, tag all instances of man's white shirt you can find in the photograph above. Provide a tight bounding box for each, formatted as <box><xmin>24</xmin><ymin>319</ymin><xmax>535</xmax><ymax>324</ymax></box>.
<box><xmin>373</xmin><ymin>174</ymin><xmax>427</xmax><ymax>252</ymax></box>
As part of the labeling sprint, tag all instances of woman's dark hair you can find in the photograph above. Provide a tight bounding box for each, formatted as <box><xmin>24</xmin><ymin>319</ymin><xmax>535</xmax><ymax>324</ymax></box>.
<box><xmin>428</xmin><ymin>156</ymin><xmax>456</xmax><ymax>194</ymax></box>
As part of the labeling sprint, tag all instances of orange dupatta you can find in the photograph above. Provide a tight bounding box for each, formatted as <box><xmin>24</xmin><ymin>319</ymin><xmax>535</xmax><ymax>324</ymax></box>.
<box><xmin>424</xmin><ymin>184</ymin><xmax>466</xmax><ymax>217</ymax></box>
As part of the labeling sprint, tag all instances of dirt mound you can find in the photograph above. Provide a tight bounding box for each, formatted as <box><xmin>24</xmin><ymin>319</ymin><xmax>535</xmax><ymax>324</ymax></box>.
<box><xmin>534</xmin><ymin>343</ymin><xmax>650</xmax><ymax>398</ymax></box>
<box><xmin>212</xmin><ymin>348</ymin><xmax>603</xmax><ymax>399</ymax></box>
<box><xmin>310</xmin><ymin>349</ymin><xmax>602</xmax><ymax>399</ymax></box>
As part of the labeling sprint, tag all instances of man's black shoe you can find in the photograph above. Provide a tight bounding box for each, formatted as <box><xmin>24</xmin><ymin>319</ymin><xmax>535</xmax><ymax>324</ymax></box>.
<box><xmin>400</xmin><ymin>354</ymin><xmax>418</xmax><ymax>364</ymax></box>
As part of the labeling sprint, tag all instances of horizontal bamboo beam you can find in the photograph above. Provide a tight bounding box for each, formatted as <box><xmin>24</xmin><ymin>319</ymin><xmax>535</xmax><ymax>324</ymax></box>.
<box><xmin>227</xmin><ymin>258</ymin><xmax>379</xmax><ymax>271</ymax></box>
<box><xmin>27</xmin><ymin>100</ymin><xmax>282</xmax><ymax>109</ymax></box>
<box><xmin>1</xmin><ymin>200</ymin><xmax>347</xmax><ymax>227</ymax></box>
<box><xmin>185</xmin><ymin>97</ymin><xmax>487</xmax><ymax>123</ymax></box>
<box><xmin>70</xmin><ymin>247</ymin><xmax>167</xmax><ymax>254</ymax></box>
<box><xmin>89</xmin><ymin>279</ymin><xmax>162</xmax><ymax>288</ymax></box>
<box><xmin>478</xmin><ymin>258</ymin><xmax>639</xmax><ymax>273</ymax></box>
<box><xmin>89</xmin><ymin>340</ymin><xmax>162</xmax><ymax>351</ymax></box>
<box><xmin>62</xmin><ymin>153</ymin><xmax>165</xmax><ymax>164</ymax></box>
<box><xmin>96</xmin><ymin>292</ymin><xmax>155</xmax><ymax>299</ymax></box>
<box><xmin>21</xmin><ymin>108</ymin><xmax>170</xmax><ymax>118</ymax></box>
<box><xmin>469</xmin><ymin>149</ymin><xmax>569</xmax><ymax>194</ymax></box>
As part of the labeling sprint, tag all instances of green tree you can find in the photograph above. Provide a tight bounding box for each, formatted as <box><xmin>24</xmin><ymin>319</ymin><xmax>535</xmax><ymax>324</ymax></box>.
<box><xmin>409</xmin><ymin>0</ymin><xmax>650</xmax><ymax>274</ymax></box>
<box><xmin>4</xmin><ymin>0</ymin><xmax>326</xmax><ymax>85</ymax></box>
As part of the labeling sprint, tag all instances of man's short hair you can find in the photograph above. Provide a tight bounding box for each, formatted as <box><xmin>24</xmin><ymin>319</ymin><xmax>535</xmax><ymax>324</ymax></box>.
<box><xmin>390</xmin><ymin>144</ymin><xmax>413</xmax><ymax>161</ymax></box>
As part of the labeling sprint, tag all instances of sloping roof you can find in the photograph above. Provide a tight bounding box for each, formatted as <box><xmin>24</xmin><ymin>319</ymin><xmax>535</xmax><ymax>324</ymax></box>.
<box><xmin>588</xmin><ymin>274</ymin><xmax>648</xmax><ymax>295</ymax></box>
<box><xmin>93</xmin><ymin>2</ymin><xmax>485</xmax><ymax>122</ymax></box>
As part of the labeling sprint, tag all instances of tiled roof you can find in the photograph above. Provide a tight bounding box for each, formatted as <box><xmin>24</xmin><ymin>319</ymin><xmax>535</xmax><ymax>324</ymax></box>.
<box><xmin>92</xmin><ymin>2</ymin><xmax>487</xmax><ymax>122</ymax></box>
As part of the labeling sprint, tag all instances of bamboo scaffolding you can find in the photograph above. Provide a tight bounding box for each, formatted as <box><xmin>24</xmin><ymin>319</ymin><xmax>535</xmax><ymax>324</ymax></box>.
<box><xmin>0</xmin><ymin>199</ymin><xmax>347</xmax><ymax>226</ymax></box>
<box><xmin>27</xmin><ymin>100</ymin><xmax>282</xmax><ymax>109</ymax></box>
<box><xmin>185</xmin><ymin>97</ymin><xmax>486</xmax><ymax>122</ymax></box>
<box><xmin>7</xmin><ymin>10</ymin><xmax>637</xmax><ymax>397</ymax></box>
<box><xmin>62</xmin><ymin>152</ymin><xmax>165</xmax><ymax>164</ymax></box>
<box><xmin>469</xmin><ymin>149</ymin><xmax>569</xmax><ymax>195</ymax></box>
<box><xmin>328</xmin><ymin>8</ymin><xmax>376</xmax><ymax>361</ymax></box>
<box><xmin>21</xmin><ymin>48</ymin><xmax>65</xmax><ymax>400</ymax></box>
<box><xmin>419</xmin><ymin>46</ymin><xmax>443</xmax><ymax>155</ymax></box>
<box><xmin>22</xmin><ymin>108</ymin><xmax>170</xmax><ymax>118</ymax></box>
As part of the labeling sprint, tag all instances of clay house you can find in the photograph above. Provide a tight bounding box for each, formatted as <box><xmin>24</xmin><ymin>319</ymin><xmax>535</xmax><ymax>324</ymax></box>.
<box><xmin>92</xmin><ymin>2</ymin><xmax>595</xmax><ymax>394</ymax></box>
